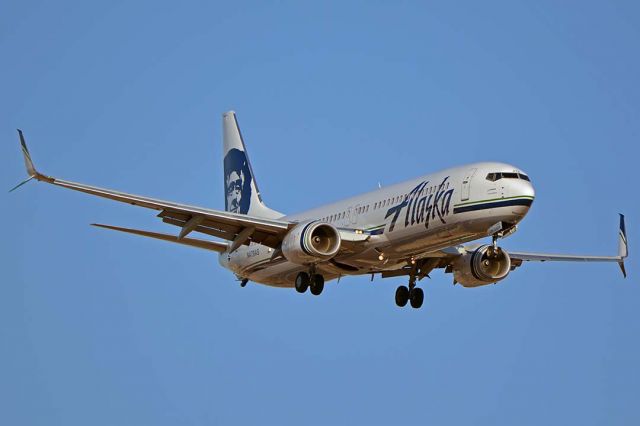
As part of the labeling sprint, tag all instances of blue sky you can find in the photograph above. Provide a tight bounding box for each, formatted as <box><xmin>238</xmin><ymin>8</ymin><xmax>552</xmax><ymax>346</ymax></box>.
<box><xmin>1</xmin><ymin>1</ymin><xmax>639</xmax><ymax>424</ymax></box>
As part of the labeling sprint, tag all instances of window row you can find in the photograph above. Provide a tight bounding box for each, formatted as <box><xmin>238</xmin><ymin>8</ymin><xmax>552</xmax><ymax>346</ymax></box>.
<box><xmin>320</xmin><ymin>182</ymin><xmax>452</xmax><ymax>223</ymax></box>
<box><xmin>372</xmin><ymin>182</ymin><xmax>450</xmax><ymax>210</ymax></box>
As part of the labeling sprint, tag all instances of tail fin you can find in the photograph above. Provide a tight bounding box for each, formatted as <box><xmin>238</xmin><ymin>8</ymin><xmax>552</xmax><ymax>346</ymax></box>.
<box><xmin>222</xmin><ymin>111</ymin><xmax>283</xmax><ymax>219</ymax></box>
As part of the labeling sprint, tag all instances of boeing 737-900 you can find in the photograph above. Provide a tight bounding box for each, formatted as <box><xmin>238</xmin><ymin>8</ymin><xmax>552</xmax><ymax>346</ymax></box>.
<box><xmin>13</xmin><ymin>111</ymin><xmax>628</xmax><ymax>309</ymax></box>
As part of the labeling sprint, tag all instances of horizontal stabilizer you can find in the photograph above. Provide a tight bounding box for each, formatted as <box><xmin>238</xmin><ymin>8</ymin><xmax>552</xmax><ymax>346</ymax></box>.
<box><xmin>92</xmin><ymin>223</ymin><xmax>228</xmax><ymax>253</ymax></box>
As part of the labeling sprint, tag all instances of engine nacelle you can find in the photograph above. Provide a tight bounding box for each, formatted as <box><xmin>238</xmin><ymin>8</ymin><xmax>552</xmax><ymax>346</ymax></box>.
<box><xmin>452</xmin><ymin>245</ymin><xmax>512</xmax><ymax>287</ymax></box>
<box><xmin>281</xmin><ymin>221</ymin><xmax>341</xmax><ymax>265</ymax></box>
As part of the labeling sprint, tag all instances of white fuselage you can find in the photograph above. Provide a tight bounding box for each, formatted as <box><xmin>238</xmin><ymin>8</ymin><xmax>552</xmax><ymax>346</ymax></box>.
<box><xmin>219</xmin><ymin>162</ymin><xmax>535</xmax><ymax>287</ymax></box>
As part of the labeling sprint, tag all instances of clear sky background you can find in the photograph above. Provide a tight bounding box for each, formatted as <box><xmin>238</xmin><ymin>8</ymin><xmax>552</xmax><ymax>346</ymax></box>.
<box><xmin>1</xmin><ymin>1</ymin><xmax>639</xmax><ymax>425</ymax></box>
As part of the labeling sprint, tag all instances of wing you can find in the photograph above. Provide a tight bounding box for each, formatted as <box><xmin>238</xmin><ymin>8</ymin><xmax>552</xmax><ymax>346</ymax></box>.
<box><xmin>13</xmin><ymin>130</ymin><xmax>292</xmax><ymax>249</ymax></box>
<box><xmin>374</xmin><ymin>215</ymin><xmax>628</xmax><ymax>281</ymax></box>
<box><xmin>12</xmin><ymin>130</ymin><xmax>373</xmax><ymax>256</ymax></box>
<box><xmin>509</xmin><ymin>214</ymin><xmax>629</xmax><ymax>277</ymax></box>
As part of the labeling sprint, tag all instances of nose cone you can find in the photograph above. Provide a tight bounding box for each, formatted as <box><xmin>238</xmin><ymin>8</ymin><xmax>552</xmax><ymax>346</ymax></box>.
<box><xmin>507</xmin><ymin>178</ymin><xmax>535</xmax><ymax>219</ymax></box>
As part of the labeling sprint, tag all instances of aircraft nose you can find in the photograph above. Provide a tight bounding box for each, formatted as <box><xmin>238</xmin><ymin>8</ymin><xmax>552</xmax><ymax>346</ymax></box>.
<box><xmin>508</xmin><ymin>178</ymin><xmax>535</xmax><ymax>219</ymax></box>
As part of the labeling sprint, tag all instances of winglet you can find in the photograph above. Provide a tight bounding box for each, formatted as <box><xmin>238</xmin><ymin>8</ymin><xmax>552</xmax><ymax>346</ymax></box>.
<box><xmin>10</xmin><ymin>130</ymin><xmax>49</xmax><ymax>192</ymax></box>
<box><xmin>18</xmin><ymin>129</ymin><xmax>37</xmax><ymax>177</ymax></box>
<box><xmin>618</xmin><ymin>213</ymin><xmax>628</xmax><ymax>278</ymax></box>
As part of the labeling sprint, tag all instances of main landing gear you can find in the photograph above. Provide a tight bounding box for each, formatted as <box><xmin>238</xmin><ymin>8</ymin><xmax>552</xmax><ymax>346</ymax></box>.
<box><xmin>295</xmin><ymin>271</ymin><xmax>325</xmax><ymax>296</ymax></box>
<box><xmin>395</xmin><ymin>274</ymin><xmax>424</xmax><ymax>309</ymax></box>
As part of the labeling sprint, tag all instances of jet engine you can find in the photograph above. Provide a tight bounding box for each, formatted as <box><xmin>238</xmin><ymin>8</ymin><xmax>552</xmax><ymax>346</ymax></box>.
<box><xmin>281</xmin><ymin>221</ymin><xmax>341</xmax><ymax>265</ymax></box>
<box><xmin>452</xmin><ymin>245</ymin><xmax>512</xmax><ymax>287</ymax></box>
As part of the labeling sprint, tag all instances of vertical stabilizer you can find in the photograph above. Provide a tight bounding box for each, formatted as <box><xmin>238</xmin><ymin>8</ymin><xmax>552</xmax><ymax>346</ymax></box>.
<box><xmin>222</xmin><ymin>111</ymin><xmax>283</xmax><ymax>219</ymax></box>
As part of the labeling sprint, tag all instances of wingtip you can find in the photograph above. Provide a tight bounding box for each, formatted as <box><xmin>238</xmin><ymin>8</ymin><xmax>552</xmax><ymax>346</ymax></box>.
<box><xmin>8</xmin><ymin>175</ymin><xmax>35</xmax><ymax>193</ymax></box>
<box><xmin>617</xmin><ymin>214</ymin><xmax>628</xmax><ymax>278</ymax></box>
<box><xmin>618</xmin><ymin>213</ymin><xmax>628</xmax><ymax>258</ymax></box>
<box><xmin>16</xmin><ymin>129</ymin><xmax>37</xmax><ymax>177</ymax></box>
<box><xmin>619</xmin><ymin>261</ymin><xmax>627</xmax><ymax>279</ymax></box>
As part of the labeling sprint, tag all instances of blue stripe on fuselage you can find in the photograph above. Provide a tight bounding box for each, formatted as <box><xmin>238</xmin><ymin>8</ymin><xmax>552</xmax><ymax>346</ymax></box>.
<box><xmin>453</xmin><ymin>198</ymin><xmax>533</xmax><ymax>214</ymax></box>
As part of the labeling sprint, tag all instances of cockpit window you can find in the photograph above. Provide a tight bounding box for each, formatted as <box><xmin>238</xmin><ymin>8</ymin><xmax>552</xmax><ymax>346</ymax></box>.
<box><xmin>486</xmin><ymin>172</ymin><xmax>531</xmax><ymax>182</ymax></box>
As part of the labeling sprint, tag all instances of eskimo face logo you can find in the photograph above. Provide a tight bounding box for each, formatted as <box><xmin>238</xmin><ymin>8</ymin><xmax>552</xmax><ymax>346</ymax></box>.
<box><xmin>385</xmin><ymin>177</ymin><xmax>454</xmax><ymax>232</ymax></box>
<box><xmin>224</xmin><ymin>148</ymin><xmax>252</xmax><ymax>214</ymax></box>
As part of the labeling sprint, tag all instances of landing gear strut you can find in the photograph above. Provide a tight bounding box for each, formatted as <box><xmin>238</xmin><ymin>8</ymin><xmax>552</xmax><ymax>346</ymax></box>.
<box><xmin>487</xmin><ymin>234</ymin><xmax>502</xmax><ymax>258</ymax></box>
<box><xmin>395</xmin><ymin>270</ymin><xmax>424</xmax><ymax>309</ymax></box>
<box><xmin>295</xmin><ymin>271</ymin><xmax>325</xmax><ymax>296</ymax></box>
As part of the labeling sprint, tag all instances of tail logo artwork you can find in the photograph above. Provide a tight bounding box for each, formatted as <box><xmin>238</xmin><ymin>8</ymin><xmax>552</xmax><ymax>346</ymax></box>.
<box><xmin>224</xmin><ymin>148</ymin><xmax>252</xmax><ymax>214</ymax></box>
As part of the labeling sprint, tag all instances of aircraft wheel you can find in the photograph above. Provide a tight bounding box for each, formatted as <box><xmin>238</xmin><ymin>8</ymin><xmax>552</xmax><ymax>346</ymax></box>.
<box><xmin>409</xmin><ymin>287</ymin><xmax>424</xmax><ymax>309</ymax></box>
<box><xmin>310</xmin><ymin>274</ymin><xmax>325</xmax><ymax>296</ymax></box>
<box><xmin>395</xmin><ymin>286</ymin><xmax>409</xmax><ymax>307</ymax></box>
<box><xmin>295</xmin><ymin>272</ymin><xmax>310</xmax><ymax>293</ymax></box>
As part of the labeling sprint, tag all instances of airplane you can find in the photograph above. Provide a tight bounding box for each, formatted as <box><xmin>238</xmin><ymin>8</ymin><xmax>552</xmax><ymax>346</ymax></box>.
<box><xmin>12</xmin><ymin>111</ymin><xmax>628</xmax><ymax>309</ymax></box>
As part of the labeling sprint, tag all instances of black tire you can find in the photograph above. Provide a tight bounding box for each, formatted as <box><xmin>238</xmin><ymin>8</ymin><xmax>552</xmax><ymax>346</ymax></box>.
<box><xmin>310</xmin><ymin>274</ymin><xmax>325</xmax><ymax>296</ymax></box>
<box><xmin>395</xmin><ymin>286</ymin><xmax>409</xmax><ymax>307</ymax></box>
<box><xmin>409</xmin><ymin>287</ymin><xmax>424</xmax><ymax>309</ymax></box>
<box><xmin>295</xmin><ymin>272</ymin><xmax>310</xmax><ymax>293</ymax></box>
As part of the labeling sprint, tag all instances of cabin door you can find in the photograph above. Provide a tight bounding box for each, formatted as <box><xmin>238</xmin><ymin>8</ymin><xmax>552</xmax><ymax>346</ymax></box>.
<box><xmin>461</xmin><ymin>168</ymin><xmax>477</xmax><ymax>201</ymax></box>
